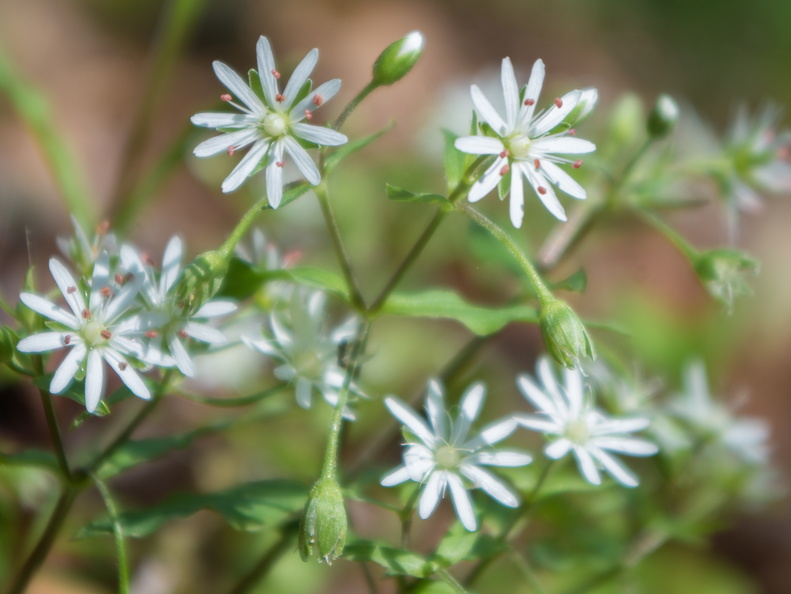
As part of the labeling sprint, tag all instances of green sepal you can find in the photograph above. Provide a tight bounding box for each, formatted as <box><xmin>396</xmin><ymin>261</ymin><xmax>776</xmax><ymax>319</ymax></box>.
<box><xmin>247</xmin><ymin>69</ymin><xmax>265</xmax><ymax>104</ymax></box>
<box><xmin>324</xmin><ymin>121</ymin><xmax>394</xmax><ymax>173</ymax></box>
<box><xmin>33</xmin><ymin>375</ymin><xmax>111</xmax><ymax>420</ymax></box>
<box><xmin>549</xmin><ymin>268</ymin><xmax>587</xmax><ymax>293</ymax></box>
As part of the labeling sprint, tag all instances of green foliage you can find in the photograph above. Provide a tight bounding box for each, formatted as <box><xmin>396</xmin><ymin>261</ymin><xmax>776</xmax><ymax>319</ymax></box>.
<box><xmin>324</xmin><ymin>122</ymin><xmax>394</xmax><ymax>173</ymax></box>
<box><xmin>385</xmin><ymin>184</ymin><xmax>449</xmax><ymax>206</ymax></box>
<box><xmin>344</xmin><ymin>540</ymin><xmax>434</xmax><ymax>577</ymax></box>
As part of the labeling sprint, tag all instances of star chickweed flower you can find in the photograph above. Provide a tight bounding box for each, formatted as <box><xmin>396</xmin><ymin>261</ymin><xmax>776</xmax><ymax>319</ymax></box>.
<box><xmin>242</xmin><ymin>289</ymin><xmax>362</xmax><ymax>419</ymax></box>
<box><xmin>455</xmin><ymin>58</ymin><xmax>597</xmax><ymax>227</ymax></box>
<box><xmin>191</xmin><ymin>36</ymin><xmax>348</xmax><ymax>208</ymax></box>
<box><xmin>121</xmin><ymin>237</ymin><xmax>237</xmax><ymax>377</ymax></box>
<box><xmin>516</xmin><ymin>357</ymin><xmax>658</xmax><ymax>488</ymax></box>
<box><xmin>381</xmin><ymin>380</ymin><xmax>531</xmax><ymax>531</ymax></box>
<box><xmin>17</xmin><ymin>254</ymin><xmax>170</xmax><ymax>413</ymax></box>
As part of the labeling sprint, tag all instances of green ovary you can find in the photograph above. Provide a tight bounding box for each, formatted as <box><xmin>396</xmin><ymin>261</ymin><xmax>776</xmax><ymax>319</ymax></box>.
<box><xmin>507</xmin><ymin>134</ymin><xmax>532</xmax><ymax>159</ymax></box>
<box><xmin>565</xmin><ymin>419</ymin><xmax>590</xmax><ymax>445</ymax></box>
<box><xmin>435</xmin><ymin>445</ymin><xmax>461</xmax><ymax>469</ymax></box>
<box><xmin>262</xmin><ymin>113</ymin><xmax>287</xmax><ymax>137</ymax></box>
<box><xmin>82</xmin><ymin>321</ymin><xmax>108</xmax><ymax>347</ymax></box>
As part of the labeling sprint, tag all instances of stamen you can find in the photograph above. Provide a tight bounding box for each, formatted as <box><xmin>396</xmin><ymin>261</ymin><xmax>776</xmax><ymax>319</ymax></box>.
<box><xmin>64</xmin><ymin>335</ymin><xmax>71</xmax><ymax>345</ymax></box>
<box><xmin>275</xmin><ymin>93</ymin><xmax>285</xmax><ymax>103</ymax></box>
<box><xmin>312</xmin><ymin>94</ymin><xmax>324</xmax><ymax>107</ymax></box>
<box><xmin>100</xmin><ymin>329</ymin><xmax>112</xmax><ymax>340</ymax></box>
<box><xmin>537</xmin><ymin>186</ymin><xmax>548</xmax><ymax>195</ymax></box>
<box><xmin>568</xmin><ymin>128</ymin><xmax>576</xmax><ymax>136</ymax></box>
<box><xmin>276</xmin><ymin>161</ymin><xmax>285</xmax><ymax>168</ymax></box>
<box><xmin>524</xmin><ymin>98</ymin><xmax>535</xmax><ymax>106</ymax></box>
<box><xmin>124</xmin><ymin>273</ymin><xmax>134</xmax><ymax>283</ymax></box>
<box><xmin>144</xmin><ymin>255</ymin><xmax>156</xmax><ymax>267</ymax></box>
<box><xmin>100</xmin><ymin>286</ymin><xmax>112</xmax><ymax>298</ymax></box>
<box><xmin>304</xmin><ymin>109</ymin><xmax>313</xmax><ymax>121</ymax></box>
<box><xmin>534</xmin><ymin>158</ymin><xmax>541</xmax><ymax>170</ymax></box>
<box><xmin>220</xmin><ymin>93</ymin><xmax>232</xmax><ymax>102</ymax></box>
<box><xmin>500</xmin><ymin>164</ymin><xmax>510</xmax><ymax>176</ymax></box>
<box><xmin>499</xmin><ymin>150</ymin><xmax>510</xmax><ymax>159</ymax></box>
<box><xmin>82</xmin><ymin>309</ymin><xmax>91</xmax><ymax>319</ymax></box>
<box><xmin>227</xmin><ymin>146</ymin><xmax>236</xmax><ymax>156</ymax></box>
<box><xmin>178</xmin><ymin>329</ymin><xmax>189</xmax><ymax>339</ymax></box>
<box><xmin>97</xmin><ymin>221</ymin><xmax>111</xmax><ymax>235</ymax></box>
<box><xmin>271</xmin><ymin>69</ymin><xmax>281</xmax><ymax>79</ymax></box>
<box><xmin>554</xmin><ymin>98</ymin><xmax>563</xmax><ymax>108</ymax></box>
<box><xmin>67</xmin><ymin>286</ymin><xmax>77</xmax><ymax>294</ymax></box>
<box><xmin>114</xmin><ymin>273</ymin><xmax>124</xmax><ymax>285</ymax></box>
<box><xmin>573</xmin><ymin>160</ymin><xmax>583</xmax><ymax>169</ymax></box>
<box><xmin>119</xmin><ymin>362</ymin><xmax>128</xmax><ymax>371</ymax></box>
<box><xmin>145</xmin><ymin>330</ymin><xmax>158</xmax><ymax>338</ymax></box>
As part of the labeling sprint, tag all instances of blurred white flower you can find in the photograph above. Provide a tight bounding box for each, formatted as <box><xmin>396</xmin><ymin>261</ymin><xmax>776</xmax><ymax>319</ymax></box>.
<box><xmin>455</xmin><ymin>58</ymin><xmax>596</xmax><ymax>227</ymax></box>
<box><xmin>517</xmin><ymin>357</ymin><xmax>658</xmax><ymax>487</ymax></box>
<box><xmin>381</xmin><ymin>380</ymin><xmax>531</xmax><ymax>531</ymax></box>
<box><xmin>191</xmin><ymin>36</ymin><xmax>348</xmax><ymax>208</ymax></box>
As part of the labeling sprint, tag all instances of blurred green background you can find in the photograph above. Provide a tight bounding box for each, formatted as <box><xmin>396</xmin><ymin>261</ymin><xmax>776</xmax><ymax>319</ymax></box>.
<box><xmin>1</xmin><ymin>0</ymin><xmax>790</xmax><ymax>592</ymax></box>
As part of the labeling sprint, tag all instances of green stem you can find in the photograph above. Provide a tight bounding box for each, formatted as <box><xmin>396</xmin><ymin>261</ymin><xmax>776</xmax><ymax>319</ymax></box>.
<box><xmin>30</xmin><ymin>355</ymin><xmax>70</xmax><ymax>479</ymax></box>
<box><xmin>92</xmin><ymin>477</ymin><xmax>130</xmax><ymax>594</ymax></box>
<box><xmin>108</xmin><ymin>0</ymin><xmax>206</xmax><ymax>217</ymax></box>
<box><xmin>217</xmin><ymin>197</ymin><xmax>270</xmax><ymax>260</ymax></box>
<box><xmin>0</xmin><ymin>45</ymin><xmax>94</xmax><ymax>228</ymax></box>
<box><xmin>314</xmin><ymin>183</ymin><xmax>367</xmax><ymax>311</ymax></box>
<box><xmin>175</xmin><ymin>383</ymin><xmax>287</xmax><ymax>407</ymax></box>
<box><xmin>227</xmin><ymin>520</ymin><xmax>299</xmax><ymax>594</ymax></box>
<box><xmin>333</xmin><ymin>81</ymin><xmax>378</xmax><ymax>131</ymax></box>
<box><xmin>455</xmin><ymin>202</ymin><xmax>554</xmax><ymax>305</ymax></box>
<box><xmin>538</xmin><ymin>201</ymin><xmax>603</xmax><ymax>271</ymax></box>
<box><xmin>635</xmin><ymin>209</ymin><xmax>697</xmax><ymax>261</ymax></box>
<box><xmin>437</xmin><ymin>569</ymin><xmax>469</xmax><ymax>594</ymax></box>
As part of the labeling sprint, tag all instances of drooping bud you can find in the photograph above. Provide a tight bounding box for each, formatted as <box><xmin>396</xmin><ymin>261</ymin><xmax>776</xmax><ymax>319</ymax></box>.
<box><xmin>647</xmin><ymin>94</ymin><xmax>680</xmax><ymax>139</ymax></box>
<box><xmin>693</xmin><ymin>248</ymin><xmax>759</xmax><ymax>313</ymax></box>
<box><xmin>299</xmin><ymin>476</ymin><xmax>348</xmax><ymax>564</ymax></box>
<box><xmin>171</xmin><ymin>249</ymin><xmax>229</xmax><ymax>316</ymax></box>
<box><xmin>539</xmin><ymin>299</ymin><xmax>596</xmax><ymax>369</ymax></box>
<box><xmin>371</xmin><ymin>31</ymin><xmax>424</xmax><ymax>87</ymax></box>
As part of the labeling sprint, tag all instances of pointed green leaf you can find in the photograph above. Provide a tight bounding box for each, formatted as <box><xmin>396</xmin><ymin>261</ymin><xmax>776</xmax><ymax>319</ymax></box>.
<box><xmin>442</xmin><ymin>129</ymin><xmax>465</xmax><ymax>191</ymax></box>
<box><xmin>0</xmin><ymin>450</ymin><xmax>60</xmax><ymax>473</ymax></box>
<box><xmin>380</xmin><ymin>290</ymin><xmax>538</xmax><ymax>335</ymax></box>
<box><xmin>385</xmin><ymin>184</ymin><xmax>448</xmax><ymax>206</ymax></box>
<box><xmin>324</xmin><ymin>121</ymin><xmax>395</xmax><ymax>173</ymax></box>
<box><xmin>76</xmin><ymin>480</ymin><xmax>308</xmax><ymax>539</ymax></box>
<box><xmin>344</xmin><ymin>540</ymin><xmax>435</xmax><ymax>577</ymax></box>
<box><xmin>550</xmin><ymin>268</ymin><xmax>587</xmax><ymax>293</ymax></box>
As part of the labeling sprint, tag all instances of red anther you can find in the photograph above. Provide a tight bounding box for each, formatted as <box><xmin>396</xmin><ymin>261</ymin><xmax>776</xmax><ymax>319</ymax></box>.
<box><xmin>500</xmin><ymin>164</ymin><xmax>511</xmax><ymax>176</ymax></box>
<box><xmin>537</xmin><ymin>186</ymin><xmax>548</xmax><ymax>195</ymax></box>
<box><xmin>568</xmin><ymin>128</ymin><xmax>576</xmax><ymax>136</ymax></box>
<box><xmin>124</xmin><ymin>273</ymin><xmax>134</xmax><ymax>283</ymax></box>
<box><xmin>178</xmin><ymin>329</ymin><xmax>189</xmax><ymax>339</ymax></box>
<box><xmin>82</xmin><ymin>309</ymin><xmax>91</xmax><ymax>319</ymax></box>
<box><xmin>227</xmin><ymin>146</ymin><xmax>236</xmax><ymax>156</ymax></box>
<box><xmin>572</xmin><ymin>160</ymin><xmax>583</xmax><ymax>169</ymax></box>
<box><xmin>524</xmin><ymin>98</ymin><xmax>536</xmax><ymax>106</ymax></box>
<box><xmin>97</xmin><ymin>221</ymin><xmax>111</xmax><ymax>235</ymax></box>
<box><xmin>554</xmin><ymin>98</ymin><xmax>563</xmax><ymax>108</ymax></box>
<box><xmin>119</xmin><ymin>362</ymin><xmax>128</xmax><ymax>371</ymax></box>
<box><xmin>276</xmin><ymin>161</ymin><xmax>285</xmax><ymax>168</ymax></box>
<box><xmin>144</xmin><ymin>255</ymin><xmax>156</xmax><ymax>267</ymax></box>
<box><xmin>283</xmin><ymin>250</ymin><xmax>302</xmax><ymax>267</ymax></box>
<box><xmin>145</xmin><ymin>330</ymin><xmax>158</xmax><ymax>339</ymax></box>
<box><xmin>534</xmin><ymin>159</ymin><xmax>541</xmax><ymax>170</ymax></box>
<box><xmin>115</xmin><ymin>273</ymin><xmax>124</xmax><ymax>285</ymax></box>
<box><xmin>100</xmin><ymin>329</ymin><xmax>112</xmax><ymax>340</ymax></box>
<box><xmin>64</xmin><ymin>335</ymin><xmax>71</xmax><ymax>345</ymax></box>
<box><xmin>271</xmin><ymin>69</ymin><xmax>281</xmax><ymax>79</ymax></box>
<box><xmin>67</xmin><ymin>286</ymin><xmax>77</xmax><ymax>294</ymax></box>
<box><xmin>499</xmin><ymin>150</ymin><xmax>510</xmax><ymax>159</ymax></box>
<box><xmin>312</xmin><ymin>94</ymin><xmax>324</xmax><ymax>107</ymax></box>
<box><xmin>275</xmin><ymin>93</ymin><xmax>285</xmax><ymax>103</ymax></box>
<box><xmin>304</xmin><ymin>109</ymin><xmax>313</xmax><ymax>120</ymax></box>
<box><xmin>100</xmin><ymin>286</ymin><xmax>112</xmax><ymax>298</ymax></box>
<box><xmin>220</xmin><ymin>93</ymin><xmax>232</xmax><ymax>102</ymax></box>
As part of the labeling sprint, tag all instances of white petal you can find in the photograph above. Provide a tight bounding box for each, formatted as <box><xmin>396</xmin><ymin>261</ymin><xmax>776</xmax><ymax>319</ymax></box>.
<box><xmin>592</xmin><ymin>448</ymin><xmax>638</xmax><ymax>487</ymax></box>
<box><xmin>190</xmin><ymin>112</ymin><xmax>258</xmax><ymax>129</ymax></box>
<box><xmin>222</xmin><ymin>139</ymin><xmax>271</xmax><ymax>193</ymax></box>
<box><xmin>296</xmin><ymin>377</ymin><xmax>313</xmax><ymax>409</ymax></box>
<box><xmin>455</xmin><ymin>382</ymin><xmax>485</xmax><ymax>442</ymax></box>
<box><xmin>282</xmin><ymin>49</ymin><xmax>318</xmax><ymax>110</ymax></box>
<box><xmin>563</xmin><ymin>366</ymin><xmax>585</xmax><ymax>417</ymax></box>
<box><xmin>160</xmin><ymin>236</ymin><xmax>183</xmax><ymax>295</ymax></box>
<box><xmin>534</xmin><ymin>136</ymin><xmax>596</xmax><ymax>155</ymax></box>
<box><xmin>291</xmin><ymin>123</ymin><xmax>347</xmax><ymax>146</ymax></box>
<box><xmin>380</xmin><ymin>465</ymin><xmax>412</xmax><ymax>487</ymax></box>
<box><xmin>460</xmin><ymin>464</ymin><xmax>519</xmax><ymax>508</ymax></box>
<box><xmin>573</xmin><ymin>446</ymin><xmax>601</xmax><ymax>485</ymax></box>
<box><xmin>103</xmin><ymin>349</ymin><xmax>151</xmax><ymax>400</ymax></box>
<box><xmin>385</xmin><ymin>397</ymin><xmax>436</xmax><ymax>448</ymax></box>
<box><xmin>540</xmin><ymin>160</ymin><xmax>586</xmax><ymax>200</ymax></box>
<box><xmin>454</xmin><ymin>136</ymin><xmax>504</xmax><ymax>155</ymax></box>
<box><xmin>85</xmin><ymin>348</ymin><xmax>105</xmax><ymax>413</ymax></box>
<box><xmin>19</xmin><ymin>293</ymin><xmax>79</xmax><ymax>330</ymax></box>
<box><xmin>471</xmin><ymin>85</ymin><xmax>507</xmax><ymax>135</ymax></box>
<box><xmin>195</xmin><ymin>299</ymin><xmax>237</xmax><ymax>317</ymax></box>
<box><xmin>212</xmin><ymin>61</ymin><xmax>266</xmax><ymax>114</ymax></box>
<box><xmin>425</xmin><ymin>379</ymin><xmax>448</xmax><ymax>441</ymax></box>
<box><xmin>518</xmin><ymin>59</ymin><xmax>545</xmax><ymax>128</ymax></box>
<box><xmin>49</xmin><ymin>258</ymin><xmax>85</xmax><ymax>317</ymax></box>
<box><xmin>468</xmin><ymin>450</ymin><xmax>533</xmax><ymax>467</ymax></box>
<box><xmin>526</xmin><ymin>168</ymin><xmax>567</xmax><ymax>221</ymax></box>
<box><xmin>446</xmin><ymin>472</ymin><xmax>477</xmax><ymax>531</ymax></box>
<box><xmin>545</xmin><ymin>438</ymin><xmax>573</xmax><ymax>460</ymax></box>
<box><xmin>500</xmin><ymin>57</ymin><xmax>519</xmax><ymax>129</ymax></box>
<box><xmin>50</xmin><ymin>344</ymin><xmax>87</xmax><ymax>394</ymax></box>
<box><xmin>17</xmin><ymin>332</ymin><xmax>71</xmax><ymax>352</ymax></box>
<box><xmin>468</xmin><ymin>417</ymin><xmax>517</xmax><ymax>448</ymax></box>
<box><xmin>292</xmin><ymin>79</ymin><xmax>342</xmax><ymax>116</ymax></box>
<box><xmin>515</xmin><ymin>414</ymin><xmax>562</xmax><ymax>435</ymax></box>
<box><xmin>193</xmin><ymin>128</ymin><xmax>261</xmax><ymax>158</ymax></box>
<box><xmin>418</xmin><ymin>471</ymin><xmax>445</xmax><ymax>520</ymax></box>
<box><xmin>517</xmin><ymin>374</ymin><xmax>559</xmax><ymax>415</ymax></box>
<box><xmin>468</xmin><ymin>158</ymin><xmax>505</xmax><ymax>203</ymax></box>
<box><xmin>509</xmin><ymin>165</ymin><xmax>525</xmax><ymax>228</ymax></box>
<box><xmin>104</xmin><ymin>276</ymin><xmax>144</xmax><ymax>323</ymax></box>
<box><xmin>531</xmin><ymin>90</ymin><xmax>581</xmax><ymax>137</ymax></box>
<box><xmin>266</xmin><ymin>143</ymin><xmax>285</xmax><ymax>208</ymax></box>
<box><xmin>168</xmin><ymin>334</ymin><xmax>194</xmax><ymax>377</ymax></box>
<box><xmin>184</xmin><ymin>322</ymin><xmax>228</xmax><ymax>344</ymax></box>
<box><xmin>256</xmin><ymin>36</ymin><xmax>279</xmax><ymax>106</ymax></box>
<box><xmin>283</xmin><ymin>136</ymin><xmax>321</xmax><ymax>185</ymax></box>
<box><xmin>594</xmin><ymin>417</ymin><xmax>651</xmax><ymax>435</ymax></box>
<box><xmin>592</xmin><ymin>436</ymin><xmax>658</xmax><ymax>456</ymax></box>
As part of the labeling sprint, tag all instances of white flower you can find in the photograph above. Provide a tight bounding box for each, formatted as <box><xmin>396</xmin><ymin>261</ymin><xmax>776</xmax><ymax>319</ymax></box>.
<box><xmin>381</xmin><ymin>380</ymin><xmax>531</xmax><ymax>531</ymax></box>
<box><xmin>516</xmin><ymin>357</ymin><xmax>658</xmax><ymax>487</ymax></box>
<box><xmin>669</xmin><ymin>360</ymin><xmax>770</xmax><ymax>465</ymax></box>
<box><xmin>17</xmin><ymin>254</ymin><xmax>166</xmax><ymax>413</ymax></box>
<box><xmin>121</xmin><ymin>237</ymin><xmax>237</xmax><ymax>377</ymax></box>
<box><xmin>455</xmin><ymin>58</ymin><xmax>597</xmax><ymax>227</ymax></box>
<box><xmin>242</xmin><ymin>289</ymin><xmax>361</xmax><ymax>419</ymax></box>
<box><xmin>56</xmin><ymin>216</ymin><xmax>118</xmax><ymax>276</ymax></box>
<box><xmin>191</xmin><ymin>36</ymin><xmax>348</xmax><ymax>208</ymax></box>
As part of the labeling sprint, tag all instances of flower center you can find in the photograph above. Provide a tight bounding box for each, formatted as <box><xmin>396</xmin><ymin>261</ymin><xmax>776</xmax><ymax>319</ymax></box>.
<box><xmin>507</xmin><ymin>134</ymin><xmax>532</xmax><ymax>159</ymax></box>
<box><xmin>435</xmin><ymin>445</ymin><xmax>460</xmax><ymax>469</ymax></box>
<box><xmin>293</xmin><ymin>349</ymin><xmax>324</xmax><ymax>380</ymax></box>
<box><xmin>82</xmin><ymin>320</ymin><xmax>109</xmax><ymax>347</ymax></box>
<box><xmin>262</xmin><ymin>113</ymin><xmax>287</xmax><ymax>137</ymax></box>
<box><xmin>565</xmin><ymin>419</ymin><xmax>590</xmax><ymax>445</ymax></box>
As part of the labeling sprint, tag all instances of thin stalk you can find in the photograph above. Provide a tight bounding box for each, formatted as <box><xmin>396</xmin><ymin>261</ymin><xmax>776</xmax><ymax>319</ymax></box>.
<box><xmin>217</xmin><ymin>197</ymin><xmax>270</xmax><ymax>259</ymax></box>
<box><xmin>538</xmin><ymin>201</ymin><xmax>602</xmax><ymax>271</ymax></box>
<box><xmin>333</xmin><ymin>81</ymin><xmax>378</xmax><ymax>131</ymax></box>
<box><xmin>456</xmin><ymin>202</ymin><xmax>554</xmax><ymax>305</ymax></box>
<box><xmin>31</xmin><ymin>355</ymin><xmax>70</xmax><ymax>479</ymax></box>
<box><xmin>635</xmin><ymin>209</ymin><xmax>697</xmax><ymax>261</ymax></box>
<box><xmin>227</xmin><ymin>521</ymin><xmax>299</xmax><ymax>594</ymax></box>
<box><xmin>175</xmin><ymin>383</ymin><xmax>287</xmax><ymax>407</ymax></box>
<box><xmin>436</xmin><ymin>569</ymin><xmax>469</xmax><ymax>594</ymax></box>
<box><xmin>92</xmin><ymin>477</ymin><xmax>130</xmax><ymax>594</ymax></box>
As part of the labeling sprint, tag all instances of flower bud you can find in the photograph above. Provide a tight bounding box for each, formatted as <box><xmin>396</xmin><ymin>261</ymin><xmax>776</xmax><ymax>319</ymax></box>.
<box><xmin>693</xmin><ymin>248</ymin><xmax>759</xmax><ymax>313</ymax></box>
<box><xmin>539</xmin><ymin>299</ymin><xmax>596</xmax><ymax>369</ymax></box>
<box><xmin>171</xmin><ymin>249</ymin><xmax>229</xmax><ymax>316</ymax></box>
<box><xmin>647</xmin><ymin>94</ymin><xmax>680</xmax><ymax>139</ymax></box>
<box><xmin>372</xmin><ymin>31</ymin><xmax>424</xmax><ymax>87</ymax></box>
<box><xmin>299</xmin><ymin>476</ymin><xmax>348</xmax><ymax>564</ymax></box>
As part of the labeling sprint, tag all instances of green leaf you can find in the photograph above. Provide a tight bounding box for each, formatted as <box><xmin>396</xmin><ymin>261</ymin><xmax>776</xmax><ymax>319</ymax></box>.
<box><xmin>550</xmin><ymin>269</ymin><xmax>587</xmax><ymax>293</ymax></box>
<box><xmin>76</xmin><ymin>480</ymin><xmax>308</xmax><ymax>539</ymax></box>
<box><xmin>434</xmin><ymin>522</ymin><xmax>508</xmax><ymax>567</ymax></box>
<box><xmin>272</xmin><ymin>181</ymin><xmax>312</xmax><ymax>209</ymax></box>
<box><xmin>219</xmin><ymin>257</ymin><xmax>266</xmax><ymax>301</ymax></box>
<box><xmin>380</xmin><ymin>290</ymin><xmax>539</xmax><ymax>335</ymax></box>
<box><xmin>324</xmin><ymin>121</ymin><xmax>395</xmax><ymax>173</ymax></box>
<box><xmin>277</xmin><ymin>266</ymin><xmax>350</xmax><ymax>302</ymax></box>
<box><xmin>385</xmin><ymin>184</ymin><xmax>448</xmax><ymax>206</ymax></box>
<box><xmin>0</xmin><ymin>450</ymin><xmax>60</xmax><ymax>473</ymax></box>
<box><xmin>344</xmin><ymin>540</ymin><xmax>435</xmax><ymax>577</ymax></box>
<box><xmin>442</xmin><ymin>129</ymin><xmax>465</xmax><ymax>191</ymax></box>
<box><xmin>33</xmin><ymin>376</ymin><xmax>112</xmax><ymax>420</ymax></box>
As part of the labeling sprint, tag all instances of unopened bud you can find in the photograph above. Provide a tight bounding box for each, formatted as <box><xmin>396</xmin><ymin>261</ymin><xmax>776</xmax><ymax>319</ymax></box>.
<box><xmin>172</xmin><ymin>249</ymin><xmax>229</xmax><ymax>315</ymax></box>
<box><xmin>372</xmin><ymin>31</ymin><xmax>424</xmax><ymax>87</ymax></box>
<box><xmin>539</xmin><ymin>299</ymin><xmax>596</xmax><ymax>369</ymax></box>
<box><xmin>299</xmin><ymin>476</ymin><xmax>348</xmax><ymax>564</ymax></box>
<box><xmin>647</xmin><ymin>94</ymin><xmax>680</xmax><ymax>139</ymax></box>
<box><xmin>694</xmin><ymin>249</ymin><xmax>759</xmax><ymax>313</ymax></box>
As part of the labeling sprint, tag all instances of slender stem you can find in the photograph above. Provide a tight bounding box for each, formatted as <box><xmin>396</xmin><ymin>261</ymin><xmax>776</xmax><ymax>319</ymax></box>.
<box><xmin>92</xmin><ymin>476</ymin><xmax>129</xmax><ymax>594</ymax></box>
<box><xmin>217</xmin><ymin>197</ymin><xmax>270</xmax><ymax>259</ymax></box>
<box><xmin>437</xmin><ymin>569</ymin><xmax>469</xmax><ymax>594</ymax></box>
<box><xmin>538</xmin><ymin>201</ymin><xmax>602</xmax><ymax>272</ymax></box>
<box><xmin>314</xmin><ymin>183</ymin><xmax>367</xmax><ymax>311</ymax></box>
<box><xmin>227</xmin><ymin>521</ymin><xmax>299</xmax><ymax>594</ymax></box>
<box><xmin>31</xmin><ymin>355</ymin><xmax>70</xmax><ymax>479</ymax></box>
<box><xmin>333</xmin><ymin>81</ymin><xmax>378</xmax><ymax>131</ymax></box>
<box><xmin>455</xmin><ymin>202</ymin><xmax>554</xmax><ymax>305</ymax></box>
<box><xmin>175</xmin><ymin>383</ymin><xmax>287</xmax><ymax>407</ymax></box>
<box><xmin>5</xmin><ymin>487</ymin><xmax>78</xmax><ymax>594</ymax></box>
<box><xmin>635</xmin><ymin>209</ymin><xmax>697</xmax><ymax>261</ymax></box>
